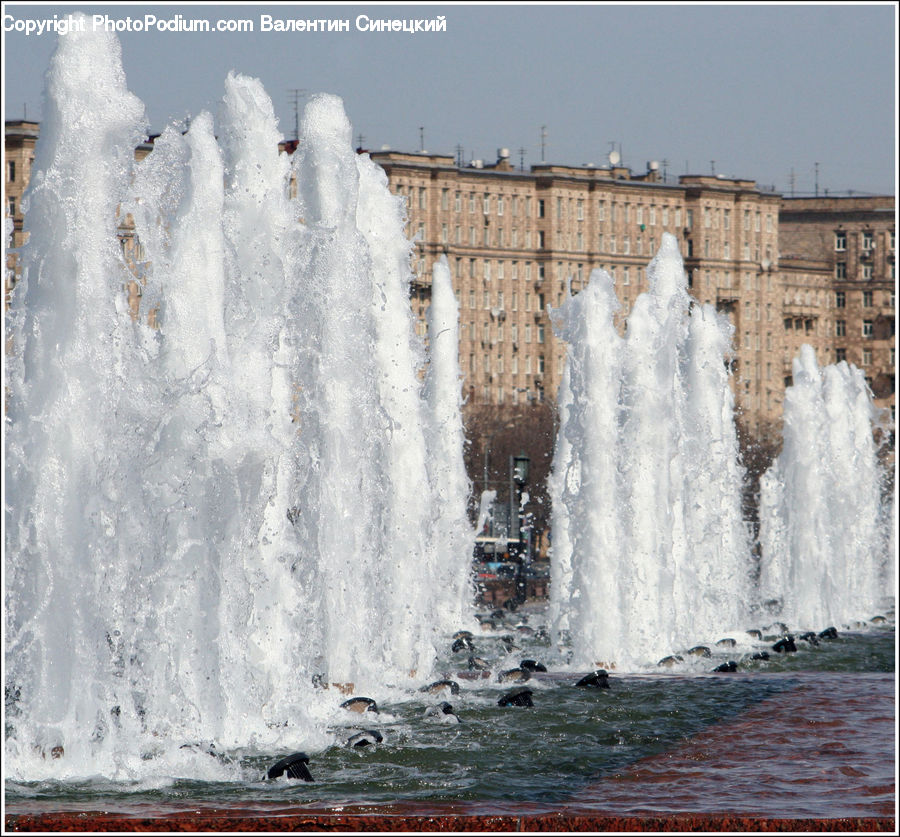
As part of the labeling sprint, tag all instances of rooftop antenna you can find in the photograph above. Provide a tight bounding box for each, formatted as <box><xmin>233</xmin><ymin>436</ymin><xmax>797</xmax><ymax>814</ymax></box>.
<box><xmin>24</xmin><ymin>102</ymin><xmax>27</xmax><ymax>120</ymax></box>
<box><xmin>710</xmin><ymin>160</ymin><xmax>716</xmax><ymax>176</ymax></box>
<box><xmin>288</xmin><ymin>89</ymin><xmax>306</xmax><ymax>142</ymax></box>
<box><xmin>814</xmin><ymin>161</ymin><xmax>819</xmax><ymax>197</ymax></box>
<box><xmin>789</xmin><ymin>168</ymin><xmax>796</xmax><ymax>198</ymax></box>
<box><xmin>455</xmin><ymin>143</ymin><xmax>464</xmax><ymax>168</ymax></box>
<box><xmin>355</xmin><ymin>133</ymin><xmax>365</xmax><ymax>150</ymax></box>
<box><xmin>661</xmin><ymin>158</ymin><xmax>670</xmax><ymax>183</ymax></box>
<box><xmin>518</xmin><ymin>146</ymin><xmax>526</xmax><ymax>171</ymax></box>
<box><xmin>419</xmin><ymin>126</ymin><xmax>425</xmax><ymax>152</ymax></box>
<box><xmin>540</xmin><ymin>125</ymin><xmax>547</xmax><ymax>162</ymax></box>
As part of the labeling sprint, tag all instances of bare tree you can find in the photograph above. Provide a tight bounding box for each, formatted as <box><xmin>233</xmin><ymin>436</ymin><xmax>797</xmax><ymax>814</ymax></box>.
<box><xmin>462</xmin><ymin>401</ymin><xmax>557</xmax><ymax>546</ymax></box>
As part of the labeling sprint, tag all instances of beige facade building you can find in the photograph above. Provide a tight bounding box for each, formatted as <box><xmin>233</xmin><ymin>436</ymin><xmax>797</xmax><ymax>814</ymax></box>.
<box><xmin>4</xmin><ymin>120</ymin><xmax>39</xmax><ymax>308</ymax></box>
<box><xmin>5</xmin><ymin>120</ymin><xmax>895</xmax><ymax>433</ymax></box>
<box><xmin>372</xmin><ymin>149</ymin><xmax>784</xmax><ymax>432</ymax></box>
<box><xmin>779</xmin><ymin>196</ymin><xmax>895</xmax><ymax>423</ymax></box>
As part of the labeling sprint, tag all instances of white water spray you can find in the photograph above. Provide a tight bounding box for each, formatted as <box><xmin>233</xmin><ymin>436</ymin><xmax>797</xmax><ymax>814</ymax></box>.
<box><xmin>5</xmin><ymin>20</ymin><xmax>473</xmax><ymax>781</ymax></box>
<box><xmin>758</xmin><ymin>345</ymin><xmax>889</xmax><ymax>628</ymax></box>
<box><xmin>549</xmin><ymin>235</ymin><xmax>751</xmax><ymax>668</ymax></box>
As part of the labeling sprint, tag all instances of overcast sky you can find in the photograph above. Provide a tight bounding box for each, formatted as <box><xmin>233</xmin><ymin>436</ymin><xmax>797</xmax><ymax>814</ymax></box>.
<box><xmin>3</xmin><ymin>2</ymin><xmax>897</xmax><ymax>195</ymax></box>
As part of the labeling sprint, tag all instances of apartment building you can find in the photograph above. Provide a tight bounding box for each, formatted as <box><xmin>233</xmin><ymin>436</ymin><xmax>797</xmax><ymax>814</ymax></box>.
<box><xmin>372</xmin><ymin>149</ymin><xmax>783</xmax><ymax>431</ymax></box>
<box><xmin>780</xmin><ymin>196</ymin><xmax>896</xmax><ymax>422</ymax></box>
<box><xmin>4</xmin><ymin>120</ymin><xmax>38</xmax><ymax>308</ymax></box>
<box><xmin>5</xmin><ymin>119</ymin><xmax>894</xmax><ymax>432</ymax></box>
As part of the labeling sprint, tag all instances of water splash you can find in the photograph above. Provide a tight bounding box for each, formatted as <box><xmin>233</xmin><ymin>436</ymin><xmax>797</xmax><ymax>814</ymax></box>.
<box><xmin>758</xmin><ymin>345</ymin><xmax>889</xmax><ymax>628</ymax></box>
<box><xmin>549</xmin><ymin>234</ymin><xmax>751</xmax><ymax>668</ymax></box>
<box><xmin>5</xmin><ymin>20</ymin><xmax>473</xmax><ymax>781</ymax></box>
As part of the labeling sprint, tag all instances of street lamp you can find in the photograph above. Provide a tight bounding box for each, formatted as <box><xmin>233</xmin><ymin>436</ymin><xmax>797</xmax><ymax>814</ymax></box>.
<box><xmin>512</xmin><ymin>452</ymin><xmax>530</xmax><ymax>486</ymax></box>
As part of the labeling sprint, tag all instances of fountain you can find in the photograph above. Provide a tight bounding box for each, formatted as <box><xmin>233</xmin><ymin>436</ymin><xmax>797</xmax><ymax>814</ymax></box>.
<box><xmin>4</xmin><ymin>18</ymin><xmax>474</xmax><ymax>781</ymax></box>
<box><xmin>758</xmin><ymin>345</ymin><xmax>891</xmax><ymax>629</ymax></box>
<box><xmin>548</xmin><ymin>237</ymin><xmax>752</xmax><ymax>669</ymax></box>
<box><xmin>4</xmin><ymin>17</ymin><xmax>895</xmax><ymax>823</ymax></box>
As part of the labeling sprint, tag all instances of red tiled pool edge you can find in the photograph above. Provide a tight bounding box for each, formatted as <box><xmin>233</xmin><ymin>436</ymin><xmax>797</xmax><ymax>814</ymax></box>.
<box><xmin>4</xmin><ymin>813</ymin><xmax>896</xmax><ymax>832</ymax></box>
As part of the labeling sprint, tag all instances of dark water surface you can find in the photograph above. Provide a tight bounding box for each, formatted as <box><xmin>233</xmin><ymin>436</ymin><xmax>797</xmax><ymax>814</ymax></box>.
<box><xmin>5</xmin><ymin>626</ymin><xmax>895</xmax><ymax>819</ymax></box>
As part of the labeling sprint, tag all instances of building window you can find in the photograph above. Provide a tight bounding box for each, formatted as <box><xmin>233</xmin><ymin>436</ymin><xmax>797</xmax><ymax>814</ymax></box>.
<box><xmin>7</xmin><ymin>160</ymin><xmax>14</xmax><ymax>182</ymax></box>
<box><xmin>862</xmin><ymin>231</ymin><xmax>874</xmax><ymax>251</ymax></box>
<box><xmin>525</xmin><ymin>324</ymin><xmax>532</xmax><ymax>343</ymax></box>
<box><xmin>862</xmin><ymin>263</ymin><xmax>873</xmax><ymax>281</ymax></box>
<box><xmin>576</xmin><ymin>199</ymin><xmax>584</xmax><ymax>221</ymax></box>
<box><xmin>469</xmin><ymin>193</ymin><xmax>476</xmax><ymax>213</ymax></box>
<box><xmin>538</xmin><ymin>231</ymin><xmax>545</xmax><ymax>249</ymax></box>
<box><xmin>623</xmin><ymin>236</ymin><xmax>630</xmax><ymax>255</ymax></box>
<box><xmin>483</xmin><ymin>194</ymin><xmax>490</xmax><ymax>214</ymax></box>
<box><xmin>454</xmin><ymin>191</ymin><xmax>461</xmax><ymax>212</ymax></box>
<box><xmin>835</xmin><ymin>348</ymin><xmax>846</xmax><ymax>362</ymax></box>
<box><xmin>834</xmin><ymin>262</ymin><xmax>847</xmax><ymax>280</ymax></box>
<box><xmin>8</xmin><ymin>197</ymin><xmax>16</xmax><ymax>217</ymax></box>
<box><xmin>598</xmin><ymin>200</ymin><xmax>605</xmax><ymax>221</ymax></box>
<box><xmin>835</xmin><ymin>319</ymin><xmax>846</xmax><ymax>337</ymax></box>
<box><xmin>622</xmin><ymin>266</ymin><xmax>630</xmax><ymax>285</ymax></box>
<box><xmin>418</xmin><ymin>187</ymin><xmax>426</xmax><ymax>210</ymax></box>
<box><xmin>863</xmin><ymin>290</ymin><xmax>873</xmax><ymax>307</ymax></box>
<box><xmin>862</xmin><ymin>348</ymin><xmax>872</xmax><ymax>366</ymax></box>
<box><xmin>835</xmin><ymin>291</ymin><xmax>846</xmax><ymax>308</ymax></box>
<box><xmin>538</xmin><ymin>199</ymin><xmax>545</xmax><ymax>218</ymax></box>
<box><xmin>441</xmin><ymin>189</ymin><xmax>449</xmax><ymax>211</ymax></box>
<box><xmin>497</xmin><ymin>196</ymin><xmax>504</xmax><ymax>216</ymax></box>
<box><xmin>538</xmin><ymin>325</ymin><xmax>545</xmax><ymax>344</ymax></box>
<box><xmin>835</xmin><ymin>231</ymin><xmax>846</xmax><ymax>251</ymax></box>
<box><xmin>862</xmin><ymin>320</ymin><xmax>874</xmax><ymax>338</ymax></box>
